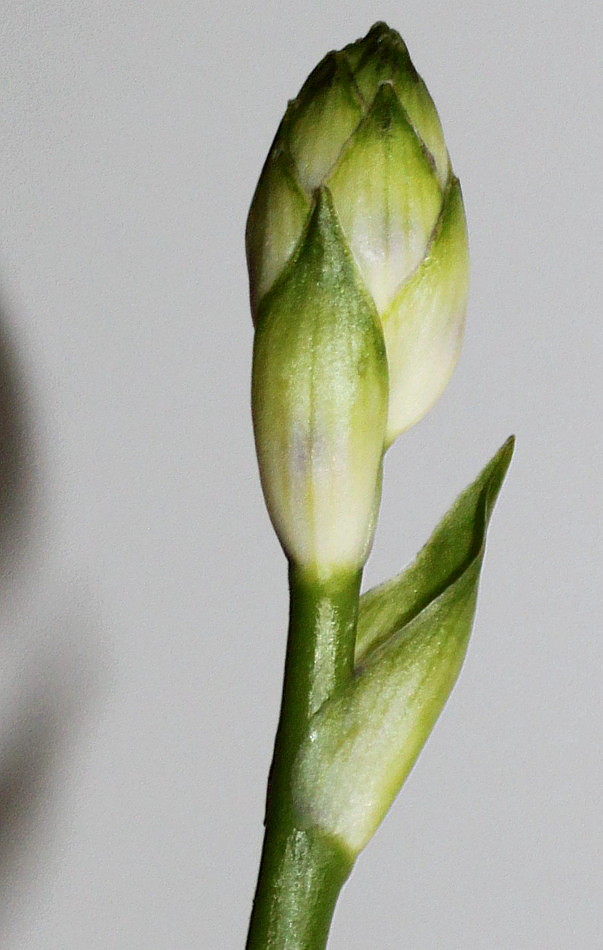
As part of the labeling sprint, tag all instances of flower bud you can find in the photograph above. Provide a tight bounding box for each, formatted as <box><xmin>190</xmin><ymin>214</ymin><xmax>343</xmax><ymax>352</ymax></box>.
<box><xmin>247</xmin><ymin>22</ymin><xmax>469</xmax><ymax>446</ymax></box>
<box><xmin>252</xmin><ymin>189</ymin><xmax>388</xmax><ymax>577</ymax></box>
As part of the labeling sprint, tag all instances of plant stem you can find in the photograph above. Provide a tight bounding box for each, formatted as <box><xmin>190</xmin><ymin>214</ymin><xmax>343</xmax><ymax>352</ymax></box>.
<box><xmin>246</xmin><ymin>565</ymin><xmax>361</xmax><ymax>950</ymax></box>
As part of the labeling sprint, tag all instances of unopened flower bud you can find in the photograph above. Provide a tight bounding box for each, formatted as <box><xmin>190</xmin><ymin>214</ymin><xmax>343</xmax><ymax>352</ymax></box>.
<box><xmin>251</xmin><ymin>189</ymin><xmax>388</xmax><ymax>577</ymax></box>
<box><xmin>247</xmin><ymin>21</ymin><xmax>469</xmax><ymax>446</ymax></box>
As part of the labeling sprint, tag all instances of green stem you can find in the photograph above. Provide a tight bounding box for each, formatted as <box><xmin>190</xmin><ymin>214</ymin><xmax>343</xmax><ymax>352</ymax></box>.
<box><xmin>246</xmin><ymin>564</ymin><xmax>361</xmax><ymax>950</ymax></box>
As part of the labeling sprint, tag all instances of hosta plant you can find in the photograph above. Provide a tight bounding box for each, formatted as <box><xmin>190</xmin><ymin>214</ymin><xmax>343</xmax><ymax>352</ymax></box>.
<box><xmin>244</xmin><ymin>22</ymin><xmax>513</xmax><ymax>950</ymax></box>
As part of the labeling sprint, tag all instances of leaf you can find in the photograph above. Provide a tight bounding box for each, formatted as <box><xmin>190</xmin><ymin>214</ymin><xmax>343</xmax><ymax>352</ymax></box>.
<box><xmin>292</xmin><ymin>438</ymin><xmax>514</xmax><ymax>857</ymax></box>
<box><xmin>356</xmin><ymin>435</ymin><xmax>514</xmax><ymax>664</ymax></box>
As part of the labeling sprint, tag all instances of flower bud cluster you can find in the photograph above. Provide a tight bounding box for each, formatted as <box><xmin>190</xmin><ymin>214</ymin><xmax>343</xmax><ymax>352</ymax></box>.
<box><xmin>248</xmin><ymin>23</ymin><xmax>469</xmax><ymax>575</ymax></box>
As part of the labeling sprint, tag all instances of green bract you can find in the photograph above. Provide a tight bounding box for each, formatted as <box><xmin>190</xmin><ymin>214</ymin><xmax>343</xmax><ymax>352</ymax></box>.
<box><xmin>247</xmin><ymin>22</ymin><xmax>469</xmax><ymax>446</ymax></box>
<box><xmin>292</xmin><ymin>438</ymin><xmax>514</xmax><ymax>857</ymax></box>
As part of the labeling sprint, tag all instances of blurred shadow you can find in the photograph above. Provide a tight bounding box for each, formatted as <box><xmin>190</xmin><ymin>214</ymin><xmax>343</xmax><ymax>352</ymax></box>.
<box><xmin>0</xmin><ymin>291</ymin><xmax>35</xmax><ymax>579</ymax></box>
<box><xmin>0</xmin><ymin>289</ymin><xmax>99</xmax><ymax>934</ymax></box>
<box><xmin>0</xmin><ymin>702</ymin><xmax>55</xmax><ymax>875</ymax></box>
<box><xmin>0</xmin><ymin>623</ymin><xmax>92</xmax><ymax>896</ymax></box>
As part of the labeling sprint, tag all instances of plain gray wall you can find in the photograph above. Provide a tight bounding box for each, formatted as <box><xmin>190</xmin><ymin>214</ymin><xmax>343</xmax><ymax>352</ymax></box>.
<box><xmin>0</xmin><ymin>1</ymin><xmax>601</xmax><ymax>947</ymax></box>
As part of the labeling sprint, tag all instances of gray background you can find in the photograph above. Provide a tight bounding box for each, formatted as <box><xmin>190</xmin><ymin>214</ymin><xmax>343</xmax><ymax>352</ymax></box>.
<box><xmin>0</xmin><ymin>1</ymin><xmax>601</xmax><ymax>947</ymax></box>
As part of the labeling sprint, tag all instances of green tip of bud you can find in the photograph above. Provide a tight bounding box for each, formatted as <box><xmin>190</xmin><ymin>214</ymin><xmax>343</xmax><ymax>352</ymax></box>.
<box><xmin>346</xmin><ymin>22</ymin><xmax>414</xmax><ymax>89</ymax></box>
<box><xmin>365</xmin><ymin>20</ymin><xmax>403</xmax><ymax>39</ymax></box>
<box><xmin>252</xmin><ymin>188</ymin><xmax>388</xmax><ymax>577</ymax></box>
<box><xmin>343</xmin><ymin>23</ymin><xmax>449</xmax><ymax>187</ymax></box>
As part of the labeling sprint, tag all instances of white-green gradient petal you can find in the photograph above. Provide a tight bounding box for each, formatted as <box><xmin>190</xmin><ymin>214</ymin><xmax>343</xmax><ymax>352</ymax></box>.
<box><xmin>246</xmin><ymin>148</ymin><xmax>310</xmax><ymax>316</ymax></box>
<box><xmin>382</xmin><ymin>177</ymin><xmax>469</xmax><ymax>445</ymax></box>
<box><xmin>287</xmin><ymin>54</ymin><xmax>364</xmax><ymax>194</ymax></box>
<box><xmin>326</xmin><ymin>83</ymin><xmax>442</xmax><ymax>314</ymax></box>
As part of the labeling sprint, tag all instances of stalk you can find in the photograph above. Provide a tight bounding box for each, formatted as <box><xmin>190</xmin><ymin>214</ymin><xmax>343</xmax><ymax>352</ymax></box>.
<box><xmin>246</xmin><ymin>566</ymin><xmax>360</xmax><ymax>950</ymax></box>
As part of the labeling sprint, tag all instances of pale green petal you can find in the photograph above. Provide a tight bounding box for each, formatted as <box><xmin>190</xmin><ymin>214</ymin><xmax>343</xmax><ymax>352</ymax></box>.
<box><xmin>252</xmin><ymin>188</ymin><xmax>388</xmax><ymax>576</ymax></box>
<box><xmin>246</xmin><ymin>146</ymin><xmax>310</xmax><ymax>317</ymax></box>
<box><xmin>382</xmin><ymin>177</ymin><xmax>469</xmax><ymax>445</ymax></box>
<box><xmin>287</xmin><ymin>53</ymin><xmax>365</xmax><ymax>193</ymax></box>
<box><xmin>327</xmin><ymin>83</ymin><xmax>442</xmax><ymax>313</ymax></box>
<box><xmin>391</xmin><ymin>77</ymin><xmax>449</xmax><ymax>188</ymax></box>
<box><xmin>347</xmin><ymin>24</ymin><xmax>449</xmax><ymax>187</ymax></box>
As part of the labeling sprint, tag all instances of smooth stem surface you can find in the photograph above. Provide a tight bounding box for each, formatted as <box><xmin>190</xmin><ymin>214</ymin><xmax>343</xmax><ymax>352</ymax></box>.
<box><xmin>246</xmin><ymin>565</ymin><xmax>361</xmax><ymax>950</ymax></box>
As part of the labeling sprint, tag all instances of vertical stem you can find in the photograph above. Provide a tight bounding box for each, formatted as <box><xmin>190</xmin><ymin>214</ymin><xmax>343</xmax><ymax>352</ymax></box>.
<box><xmin>246</xmin><ymin>565</ymin><xmax>361</xmax><ymax>950</ymax></box>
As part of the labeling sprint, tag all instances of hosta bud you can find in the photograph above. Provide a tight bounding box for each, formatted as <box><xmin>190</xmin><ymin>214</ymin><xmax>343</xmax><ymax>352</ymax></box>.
<box><xmin>247</xmin><ymin>22</ymin><xmax>469</xmax><ymax>446</ymax></box>
<box><xmin>251</xmin><ymin>189</ymin><xmax>388</xmax><ymax>577</ymax></box>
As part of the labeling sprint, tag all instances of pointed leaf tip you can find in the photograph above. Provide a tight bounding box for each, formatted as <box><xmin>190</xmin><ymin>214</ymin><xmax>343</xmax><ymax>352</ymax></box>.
<box><xmin>355</xmin><ymin>436</ymin><xmax>515</xmax><ymax>664</ymax></box>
